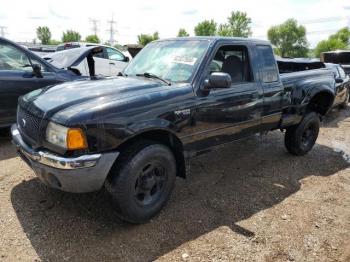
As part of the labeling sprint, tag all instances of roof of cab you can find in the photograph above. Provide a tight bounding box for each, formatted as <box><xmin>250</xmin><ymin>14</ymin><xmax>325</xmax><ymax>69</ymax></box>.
<box><xmin>155</xmin><ymin>36</ymin><xmax>271</xmax><ymax>45</ymax></box>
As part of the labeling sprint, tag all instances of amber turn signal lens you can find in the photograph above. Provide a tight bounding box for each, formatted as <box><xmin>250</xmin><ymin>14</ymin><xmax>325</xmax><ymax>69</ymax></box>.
<box><xmin>67</xmin><ymin>128</ymin><xmax>87</xmax><ymax>150</ymax></box>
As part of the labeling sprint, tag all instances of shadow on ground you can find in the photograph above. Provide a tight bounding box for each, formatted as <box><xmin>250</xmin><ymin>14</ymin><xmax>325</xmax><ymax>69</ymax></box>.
<box><xmin>11</xmin><ymin>132</ymin><xmax>349</xmax><ymax>261</ymax></box>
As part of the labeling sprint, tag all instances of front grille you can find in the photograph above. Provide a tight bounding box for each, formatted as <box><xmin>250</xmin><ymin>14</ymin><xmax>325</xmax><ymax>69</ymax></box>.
<box><xmin>17</xmin><ymin>107</ymin><xmax>42</xmax><ymax>142</ymax></box>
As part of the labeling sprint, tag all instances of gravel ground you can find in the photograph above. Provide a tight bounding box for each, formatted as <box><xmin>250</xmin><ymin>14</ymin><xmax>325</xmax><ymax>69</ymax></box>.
<box><xmin>0</xmin><ymin>109</ymin><xmax>350</xmax><ymax>262</ymax></box>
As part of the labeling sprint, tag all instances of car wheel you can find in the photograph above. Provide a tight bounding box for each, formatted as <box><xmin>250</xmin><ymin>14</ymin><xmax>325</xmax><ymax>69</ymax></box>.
<box><xmin>105</xmin><ymin>140</ymin><xmax>176</xmax><ymax>223</ymax></box>
<box><xmin>284</xmin><ymin>112</ymin><xmax>320</xmax><ymax>156</ymax></box>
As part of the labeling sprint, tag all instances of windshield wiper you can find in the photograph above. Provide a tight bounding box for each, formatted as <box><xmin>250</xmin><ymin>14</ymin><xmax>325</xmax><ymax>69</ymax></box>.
<box><xmin>135</xmin><ymin>72</ymin><xmax>171</xmax><ymax>86</ymax></box>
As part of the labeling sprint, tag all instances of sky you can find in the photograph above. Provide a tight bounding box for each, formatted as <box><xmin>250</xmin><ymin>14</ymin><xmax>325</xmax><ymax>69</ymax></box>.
<box><xmin>0</xmin><ymin>0</ymin><xmax>349</xmax><ymax>47</ymax></box>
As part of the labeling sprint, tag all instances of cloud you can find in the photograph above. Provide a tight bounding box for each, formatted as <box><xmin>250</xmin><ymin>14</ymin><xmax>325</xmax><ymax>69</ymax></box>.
<box><xmin>48</xmin><ymin>5</ymin><xmax>70</xmax><ymax>20</ymax></box>
<box><xmin>28</xmin><ymin>16</ymin><xmax>47</xmax><ymax>20</ymax></box>
<box><xmin>181</xmin><ymin>9</ymin><xmax>198</xmax><ymax>16</ymax></box>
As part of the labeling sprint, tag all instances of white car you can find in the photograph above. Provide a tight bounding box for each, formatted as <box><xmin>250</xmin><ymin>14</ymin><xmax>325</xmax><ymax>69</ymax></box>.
<box><xmin>54</xmin><ymin>42</ymin><xmax>130</xmax><ymax>77</ymax></box>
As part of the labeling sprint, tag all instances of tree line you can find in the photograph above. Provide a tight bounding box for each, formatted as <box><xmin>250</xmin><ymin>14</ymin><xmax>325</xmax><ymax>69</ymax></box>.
<box><xmin>35</xmin><ymin>11</ymin><xmax>350</xmax><ymax>58</ymax></box>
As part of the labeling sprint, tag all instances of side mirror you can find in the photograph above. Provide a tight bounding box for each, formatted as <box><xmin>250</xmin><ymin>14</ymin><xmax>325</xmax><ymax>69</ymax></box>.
<box><xmin>32</xmin><ymin>64</ymin><xmax>43</xmax><ymax>78</ymax></box>
<box><xmin>124</xmin><ymin>56</ymin><xmax>130</xmax><ymax>62</ymax></box>
<box><xmin>203</xmin><ymin>72</ymin><xmax>232</xmax><ymax>90</ymax></box>
<box><xmin>335</xmin><ymin>78</ymin><xmax>343</xmax><ymax>84</ymax></box>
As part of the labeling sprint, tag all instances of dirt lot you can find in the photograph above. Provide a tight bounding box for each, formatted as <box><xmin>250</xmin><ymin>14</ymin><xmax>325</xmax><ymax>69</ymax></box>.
<box><xmin>0</xmin><ymin>109</ymin><xmax>350</xmax><ymax>262</ymax></box>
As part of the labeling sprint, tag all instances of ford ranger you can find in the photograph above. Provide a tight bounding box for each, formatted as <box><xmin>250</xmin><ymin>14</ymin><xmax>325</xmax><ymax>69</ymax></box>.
<box><xmin>12</xmin><ymin>37</ymin><xmax>336</xmax><ymax>223</ymax></box>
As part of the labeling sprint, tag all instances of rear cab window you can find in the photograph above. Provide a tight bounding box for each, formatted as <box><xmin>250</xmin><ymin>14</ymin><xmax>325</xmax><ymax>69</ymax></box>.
<box><xmin>257</xmin><ymin>45</ymin><xmax>279</xmax><ymax>83</ymax></box>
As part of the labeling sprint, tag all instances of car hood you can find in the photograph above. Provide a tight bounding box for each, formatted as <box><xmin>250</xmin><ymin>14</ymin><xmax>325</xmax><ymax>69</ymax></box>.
<box><xmin>43</xmin><ymin>46</ymin><xmax>102</xmax><ymax>69</ymax></box>
<box><xmin>21</xmin><ymin>77</ymin><xmax>180</xmax><ymax>122</ymax></box>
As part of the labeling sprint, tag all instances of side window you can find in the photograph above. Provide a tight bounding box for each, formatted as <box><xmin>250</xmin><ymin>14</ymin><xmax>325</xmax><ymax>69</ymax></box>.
<box><xmin>257</xmin><ymin>45</ymin><xmax>279</xmax><ymax>83</ymax></box>
<box><xmin>106</xmin><ymin>47</ymin><xmax>125</xmax><ymax>61</ymax></box>
<box><xmin>208</xmin><ymin>45</ymin><xmax>253</xmax><ymax>83</ymax></box>
<box><xmin>338</xmin><ymin>67</ymin><xmax>346</xmax><ymax>78</ymax></box>
<box><xmin>93</xmin><ymin>48</ymin><xmax>105</xmax><ymax>59</ymax></box>
<box><xmin>331</xmin><ymin>67</ymin><xmax>340</xmax><ymax>78</ymax></box>
<box><xmin>30</xmin><ymin>58</ymin><xmax>49</xmax><ymax>72</ymax></box>
<box><xmin>0</xmin><ymin>43</ymin><xmax>32</xmax><ymax>71</ymax></box>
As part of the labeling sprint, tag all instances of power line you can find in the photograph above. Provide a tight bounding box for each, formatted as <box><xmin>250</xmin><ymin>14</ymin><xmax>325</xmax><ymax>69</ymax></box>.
<box><xmin>107</xmin><ymin>15</ymin><xmax>117</xmax><ymax>45</ymax></box>
<box><xmin>89</xmin><ymin>18</ymin><xmax>99</xmax><ymax>36</ymax></box>
<box><xmin>0</xmin><ymin>26</ymin><xmax>7</xmax><ymax>37</ymax></box>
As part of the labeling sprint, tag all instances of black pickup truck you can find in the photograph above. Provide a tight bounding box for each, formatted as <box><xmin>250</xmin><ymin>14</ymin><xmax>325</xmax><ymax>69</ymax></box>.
<box><xmin>12</xmin><ymin>37</ymin><xmax>336</xmax><ymax>223</ymax></box>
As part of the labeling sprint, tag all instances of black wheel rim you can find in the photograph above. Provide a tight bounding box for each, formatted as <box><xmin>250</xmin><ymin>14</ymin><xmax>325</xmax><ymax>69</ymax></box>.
<box><xmin>301</xmin><ymin>123</ymin><xmax>316</xmax><ymax>148</ymax></box>
<box><xmin>134</xmin><ymin>161</ymin><xmax>167</xmax><ymax>206</ymax></box>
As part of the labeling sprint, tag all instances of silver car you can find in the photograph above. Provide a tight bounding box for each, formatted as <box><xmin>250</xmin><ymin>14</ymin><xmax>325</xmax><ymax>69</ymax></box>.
<box><xmin>53</xmin><ymin>42</ymin><xmax>130</xmax><ymax>77</ymax></box>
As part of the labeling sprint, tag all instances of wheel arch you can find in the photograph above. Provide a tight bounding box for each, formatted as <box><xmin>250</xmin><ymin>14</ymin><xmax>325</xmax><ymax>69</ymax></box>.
<box><xmin>115</xmin><ymin>129</ymin><xmax>186</xmax><ymax>179</ymax></box>
<box><xmin>307</xmin><ymin>90</ymin><xmax>335</xmax><ymax>116</ymax></box>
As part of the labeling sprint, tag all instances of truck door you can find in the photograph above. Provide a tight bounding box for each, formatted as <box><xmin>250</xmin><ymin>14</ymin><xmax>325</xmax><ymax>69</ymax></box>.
<box><xmin>181</xmin><ymin>43</ymin><xmax>263</xmax><ymax>153</ymax></box>
<box><xmin>256</xmin><ymin>45</ymin><xmax>284</xmax><ymax>131</ymax></box>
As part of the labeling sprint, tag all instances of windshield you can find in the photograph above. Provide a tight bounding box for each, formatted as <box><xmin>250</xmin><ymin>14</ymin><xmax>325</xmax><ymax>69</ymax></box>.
<box><xmin>124</xmin><ymin>40</ymin><xmax>210</xmax><ymax>83</ymax></box>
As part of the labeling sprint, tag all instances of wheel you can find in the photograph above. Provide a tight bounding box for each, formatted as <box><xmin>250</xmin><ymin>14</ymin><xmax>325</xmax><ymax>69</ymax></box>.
<box><xmin>284</xmin><ymin>112</ymin><xmax>320</xmax><ymax>156</ymax></box>
<box><xmin>339</xmin><ymin>88</ymin><xmax>349</xmax><ymax>109</ymax></box>
<box><xmin>105</xmin><ymin>140</ymin><xmax>176</xmax><ymax>223</ymax></box>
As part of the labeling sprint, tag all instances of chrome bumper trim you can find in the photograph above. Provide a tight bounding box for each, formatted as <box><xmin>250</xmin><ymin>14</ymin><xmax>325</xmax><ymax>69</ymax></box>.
<box><xmin>11</xmin><ymin>125</ymin><xmax>101</xmax><ymax>170</ymax></box>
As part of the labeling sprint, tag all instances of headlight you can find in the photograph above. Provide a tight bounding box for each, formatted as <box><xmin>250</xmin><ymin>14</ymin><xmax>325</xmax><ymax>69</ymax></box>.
<box><xmin>46</xmin><ymin>122</ymin><xmax>87</xmax><ymax>150</ymax></box>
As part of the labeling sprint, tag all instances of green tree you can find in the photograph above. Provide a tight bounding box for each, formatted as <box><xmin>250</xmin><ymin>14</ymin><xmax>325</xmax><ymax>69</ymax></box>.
<box><xmin>62</xmin><ymin>30</ymin><xmax>81</xmax><ymax>42</ymax></box>
<box><xmin>85</xmin><ymin>34</ymin><xmax>100</xmax><ymax>43</ymax></box>
<box><xmin>314</xmin><ymin>38</ymin><xmax>348</xmax><ymax>58</ymax></box>
<box><xmin>217</xmin><ymin>24</ymin><xmax>232</xmax><ymax>37</ymax></box>
<box><xmin>267</xmin><ymin>19</ymin><xmax>308</xmax><ymax>58</ymax></box>
<box><xmin>329</xmin><ymin>27</ymin><xmax>350</xmax><ymax>45</ymax></box>
<box><xmin>177</xmin><ymin>28</ymin><xmax>189</xmax><ymax>37</ymax></box>
<box><xmin>194</xmin><ymin>20</ymin><xmax>217</xmax><ymax>36</ymax></box>
<box><xmin>49</xmin><ymin>39</ymin><xmax>61</xmax><ymax>45</ymax></box>
<box><xmin>218</xmin><ymin>11</ymin><xmax>252</xmax><ymax>37</ymax></box>
<box><xmin>313</xmin><ymin>27</ymin><xmax>350</xmax><ymax>58</ymax></box>
<box><xmin>36</xmin><ymin>26</ymin><xmax>51</xmax><ymax>45</ymax></box>
<box><xmin>137</xmin><ymin>32</ymin><xmax>159</xmax><ymax>46</ymax></box>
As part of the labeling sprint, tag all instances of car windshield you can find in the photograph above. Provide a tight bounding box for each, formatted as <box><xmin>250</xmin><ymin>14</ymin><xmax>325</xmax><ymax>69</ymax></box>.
<box><xmin>124</xmin><ymin>40</ymin><xmax>210</xmax><ymax>83</ymax></box>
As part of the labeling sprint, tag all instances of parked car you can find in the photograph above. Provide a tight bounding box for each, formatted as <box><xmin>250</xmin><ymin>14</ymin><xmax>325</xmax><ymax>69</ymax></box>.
<box><xmin>12</xmin><ymin>37</ymin><xmax>336</xmax><ymax>223</ymax></box>
<box><xmin>325</xmin><ymin>63</ymin><xmax>350</xmax><ymax>108</ymax></box>
<box><xmin>0</xmin><ymin>37</ymin><xmax>119</xmax><ymax>128</ymax></box>
<box><xmin>45</xmin><ymin>45</ymin><xmax>129</xmax><ymax>77</ymax></box>
<box><xmin>56</xmin><ymin>42</ymin><xmax>131</xmax><ymax>64</ymax></box>
<box><xmin>0</xmin><ymin>37</ymin><xmax>87</xmax><ymax>128</ymax></box>
<box><xmin>321</xmin><ymin>50</ymin><xmax>350</xmax><ymax>75</ymax></box>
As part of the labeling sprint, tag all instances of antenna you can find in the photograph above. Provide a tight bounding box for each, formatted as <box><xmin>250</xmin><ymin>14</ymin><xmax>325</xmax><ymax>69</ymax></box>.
<box><xmin>89</xmin><ymin>18</ymin><xmax>99</xmax><ymax>36</ymax></box>
<box><xmin>0</xmin><ymin>26</ymin><xmax>7</xmax><ymax>37</ymax></box>
<box><xmin>107</xmin><ymin>15</ymin><xmax>117</xmax><ymax>45</ymax></box>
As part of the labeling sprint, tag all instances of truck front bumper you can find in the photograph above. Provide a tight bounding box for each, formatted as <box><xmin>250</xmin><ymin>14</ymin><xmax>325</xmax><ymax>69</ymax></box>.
<box><xmin>11</xmin><ymin>125</ymin><xmax>119</xmax><ymax>193</ymax></box>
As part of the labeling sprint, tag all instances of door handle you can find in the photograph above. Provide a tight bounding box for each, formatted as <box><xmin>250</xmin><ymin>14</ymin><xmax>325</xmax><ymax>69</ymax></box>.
<box><xmin>109</xmin><ymin>62</ymin><xmax>115</xmax><ymax>65</ymax></box>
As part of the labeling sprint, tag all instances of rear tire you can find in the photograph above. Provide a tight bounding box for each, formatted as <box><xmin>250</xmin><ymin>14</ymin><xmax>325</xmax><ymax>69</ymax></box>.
<box><xmin>105</xmin><ymin>140</ymin><xmax>176</xmax><ymax>224</ymax></box>
<box><xmin>284</xmin><ymin>112</ymin><xmax>320</xmax><ymax>156</ymax></box>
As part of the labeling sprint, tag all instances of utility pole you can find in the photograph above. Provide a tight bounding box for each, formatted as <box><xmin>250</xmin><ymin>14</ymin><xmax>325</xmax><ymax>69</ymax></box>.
<box><xmin>0</xmin><ymin>26</ymin><xmax>7</xmax><ymax>37</ymax></box>
<box><xmin>89</xmin><ymin>18</ymin><xmax>99</xmax><ymax>36</ymax></box>
<box><xmin>107</xmin><ymin>15</ymin><xmax>117</xmax><ymax>46</ymax></box>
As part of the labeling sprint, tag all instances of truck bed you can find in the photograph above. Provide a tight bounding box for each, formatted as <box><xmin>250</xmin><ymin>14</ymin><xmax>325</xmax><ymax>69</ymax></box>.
<box><xmin>280</xmin><ymin>68</ymin><xmax>333</xmax><ymax>86</ymax></box>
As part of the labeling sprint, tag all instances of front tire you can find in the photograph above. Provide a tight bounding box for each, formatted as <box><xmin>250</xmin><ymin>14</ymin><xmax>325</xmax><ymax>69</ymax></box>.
<box><xmin>284</xmin><ymin>112</ymin><xmax>320</xmax><ymax>156</ymax></box>
<box><xmin>105</xmin><ymin>140</ymin><xmax>176</xmax><ymax>223</ymax></box>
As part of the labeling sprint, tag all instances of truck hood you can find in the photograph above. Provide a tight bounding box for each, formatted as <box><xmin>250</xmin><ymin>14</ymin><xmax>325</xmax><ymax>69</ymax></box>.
<box><xmin>21</xmin><ymin>77</ymin><xmax>177</xmax><ymax>121</ymax></box>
